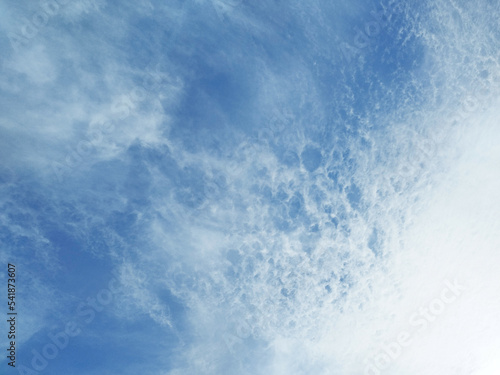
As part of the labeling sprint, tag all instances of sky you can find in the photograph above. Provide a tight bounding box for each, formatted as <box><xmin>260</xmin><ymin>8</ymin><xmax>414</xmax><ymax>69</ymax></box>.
<box><xmin>0</xmin><ymin>0</ymin><xmax>499</xmax><ymax>374</ymax></box>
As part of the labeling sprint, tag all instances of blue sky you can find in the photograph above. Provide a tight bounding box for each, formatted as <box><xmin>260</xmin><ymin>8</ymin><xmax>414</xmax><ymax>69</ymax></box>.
<box><xmin>1</xmin><ymin>0</ymin><xmax>500</xmax><ymax>374</ymax></box>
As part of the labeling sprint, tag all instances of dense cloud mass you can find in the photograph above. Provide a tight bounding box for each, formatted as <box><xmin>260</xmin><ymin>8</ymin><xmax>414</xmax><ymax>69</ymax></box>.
<box><xmin>1</xmin><ymin>0</ymin><xmax>499</xmax><ymax>374</ymax></box>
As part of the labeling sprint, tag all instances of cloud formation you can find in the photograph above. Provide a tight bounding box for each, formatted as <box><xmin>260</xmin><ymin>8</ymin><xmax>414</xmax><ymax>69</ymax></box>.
<box><xmin>1</xmin><ymin>0</ymin><xmax>499</xmax><ymax>374</ymax></box>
